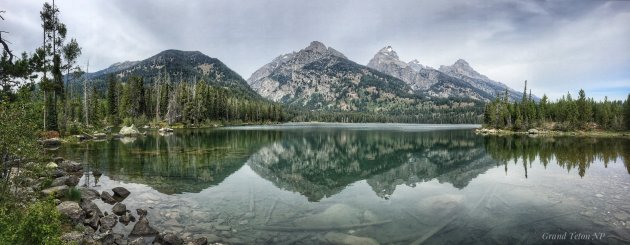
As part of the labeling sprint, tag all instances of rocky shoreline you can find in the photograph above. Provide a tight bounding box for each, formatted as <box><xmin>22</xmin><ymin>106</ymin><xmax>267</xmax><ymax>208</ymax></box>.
<box><xmin>40</xmin><ymin>157</ymin><xmax>211</xmax><ymax>245</ymax></box>
<box><xmin>475</xmin><ymin>127</ymin><xmax>630</xmax><ymax>138</ymax></box>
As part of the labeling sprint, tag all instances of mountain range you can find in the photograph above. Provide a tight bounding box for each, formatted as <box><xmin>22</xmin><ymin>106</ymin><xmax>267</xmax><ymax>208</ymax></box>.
<box><xmin>82</xmin><ymin>42</ymin><xmax>525</xmax><ymax>119</ymax></box>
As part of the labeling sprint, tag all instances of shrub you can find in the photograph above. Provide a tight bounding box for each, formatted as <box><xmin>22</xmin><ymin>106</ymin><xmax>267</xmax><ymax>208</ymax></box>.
<box><xmin>66</xmin><ymin>187</ymin><xmax>82</xmax><ymax>202</ymax></box>
<box><xmin>0</xmin><ymin>199</ymin><xmax>62</xmax><ymax>245</ymax></box>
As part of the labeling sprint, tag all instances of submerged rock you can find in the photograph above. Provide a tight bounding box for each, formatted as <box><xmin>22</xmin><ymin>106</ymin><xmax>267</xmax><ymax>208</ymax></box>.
<box><xmin>294</xmin><ymin>204</ymin><xmax>364</xmax><ymax>227</ymax></box>
<box><xmin>112</xmin><ymin>203</ymin><xmax>127</xmax><ymax>216</ymax></box>
<box><xmin>101</xmin><ymin>191</ymin><xmax>117</xmax><ymax>204</ymax></box>
<box><xmin>154</xmin><ymin>232</ymin><xmax>184</xmax><ymax>245</ymax></box>
<box><xmin>416</xmin><ymin>194</ymin><xmax>464</xmax><ymax>220</ymax></box>
<box><xmin>130</xmin><ymin>216</ymin><xmax>158</xmax><ymax>236</ymax></box>
<box><xmin>323</xmin><ymin>232</ymin><xmax>380</xmax><ymax>245</ymax></box>
<box><xmin>57</xmin><ymin>201</ymin><xmax>85</xmax><ymax>225</ymax></box>
<box><xmin>129</xmin><ymin>237</ymin><xmax>145</xmax><ymax>245</ymax></box>
<box><xmin>112</xmin><ymin>187</ymin><xmax>130</xmax><ymax>201</ymax></box>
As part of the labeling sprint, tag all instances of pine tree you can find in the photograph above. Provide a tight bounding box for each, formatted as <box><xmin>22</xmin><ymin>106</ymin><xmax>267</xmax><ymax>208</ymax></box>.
<box><xmin>624</xmin><ymin>93</ymin><xmax>630</xmax><ymax>130</ymax></box>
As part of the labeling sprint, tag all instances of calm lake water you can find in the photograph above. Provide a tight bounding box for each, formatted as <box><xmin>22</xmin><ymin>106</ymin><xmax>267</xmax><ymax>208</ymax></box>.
<box><xmin>54</xmin><ymin>123</ymin><xmax>630</xmax><ymax>244</ymax></box>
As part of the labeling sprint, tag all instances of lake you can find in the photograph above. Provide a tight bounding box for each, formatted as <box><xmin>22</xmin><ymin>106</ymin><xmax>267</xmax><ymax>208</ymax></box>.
<box><xmin>54</xmin><ymin>123</ymin><xmax>630</xmax><ymax>244</ymax></box>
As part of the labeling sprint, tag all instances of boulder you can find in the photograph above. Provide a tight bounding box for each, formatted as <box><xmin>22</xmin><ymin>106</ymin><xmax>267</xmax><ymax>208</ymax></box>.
<box><xmin>154</xmin><ymin>232</ymin><xmax>184</xmax><ymax>245</ymax></box>
<box><xmin>60</xmin><ymin>231</ymin><xmax>84</xmax><ymax>244</ymax></box>
<box><xmin>42</xmin><ymin>185</ymin><xmax>69</xmax><ymax>198</ymax></box>
<box><xmin>136</xmin><ymin>208</ymin><xmax>148</xmax><ymax>217</ymax></box>
<box><xmin>119</xmin><ymin>213</ymin><xmax>132</xmax><ymax>225</ymax></box>
<box><xmin>51</xmin><ymin>168</ymin><xmax>67</xmax><ymax>178</ymax></box>
<box><xmin>528</xmin><ymin>129</ymin><xmax>539</xmax><ymax>134</ymax></box>
<box><xmin>112</xmin><ymin>187</ymin><xmax>130</xmax><ymax>201</ymax></box>
<box><xmin>57</xmin><ymin>201</ymin><xmax>86</xmax><ymax>225</ymax></box>
<box><xmin>59</xmin><ymin>160</ymin><xmax>83</xmax><ymax>172</ymax></box>
<box><xmin>80</xmin><ymin>199</ymin><xmax>103</xmax><ymax>217</ymax></box>
<box><xmin>65</xmin><ymin>175</ymin><xmax>80</xmax><ymax>187</ymax></box>
<box><xmin>99</xmin><ymin>214</ymin><xmax>118</xmax><ymax>232</ymax></box>
<box><xmin>42</xmin><ymin>138</ymin><xmax>61</xmax><ymax>148</ymax></box>
<box><xmin>119</xmin><ymin>125</ymin><xmax>140</xmax><ymax>136</ymax></box>
<box><xmin>51</xmin><ymin>176</ymin><xmax>70</xmax><ymax>187</ymax></box>
<box><xmin>323</xmin><ymin>232</ymin><xmax>380</xmax><ymax>245</ymax></box>
<box><xmin>101</xmin><ymin>191</ymin><xmax>117</xmax><ymax>204</ymax></box>
<box><xmin>78</xmin><ymin>187</ymin><xmax>101</xmax><ymax>201</ymax></box>
<box><xmin>112</xmin><ymin>203</ymin><xmax>127</xmax><ymax>216</ymax></box>
<box><xmin>130</xmin><ymin>216</ymin><xmax>158</xmax><ymax>236</ymax></box>
<box><xmin>84</xmin><ymin>211</ymin><xmax>100</xmax><ymax>230</ymax></box>
<box><xmin>75</xmin><ymin>134</ymin><xmax>90</xmax><ymax>141</ymax></box>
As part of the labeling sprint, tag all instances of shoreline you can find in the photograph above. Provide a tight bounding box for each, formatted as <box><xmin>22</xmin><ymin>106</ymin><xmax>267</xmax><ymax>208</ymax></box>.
<box><xmin>475</xmin><ymin>128</ymin><xmax>630</xmax><ymax>138</ymax></box>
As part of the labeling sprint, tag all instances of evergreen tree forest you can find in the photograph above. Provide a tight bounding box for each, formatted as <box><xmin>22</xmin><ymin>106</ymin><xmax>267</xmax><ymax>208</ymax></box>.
<box><xmin>484</xmin><ymin>81</ymin><xmax>630</xmax><ymax>131</ymax></box>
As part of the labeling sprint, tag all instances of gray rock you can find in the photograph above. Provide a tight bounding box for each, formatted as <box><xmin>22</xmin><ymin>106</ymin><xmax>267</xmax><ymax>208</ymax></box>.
<box><xmin>80</xmin><ymin>199</ymin><xmax>103</xmax><ymax>217</ymax></box>
<box><xmin>154</xmin><ymin>232</ymin><xmax>184</xmax><ymax>245</ymax></box>
<box><xmin>59</xmin><ymin>160</ymin><xmax>83</xmax><ymax>173</ymax></box>
<box><xmin>84</xmin><ymin>211</ymin><xmax>100</xmax><ymax>230</ymax></box>
<box><xmin>130</xmin><ymin>216</ymin><xmax>158</xmax><ymax>236</ymax></box>
<box><xmin>119</xmin><ymin>213</ymin><xmax>132</xmax><ymax>225</ymax></box>
<box><xmin>112</xmin><ymin>203</ymin><xmax>127</xmax><ymax>216</ymax></box>
<box><xmin>119</xmin><ymin>125</ymin><xmax>140</xmax><ymax>136</ymax></box>
<box><xmin>101</xmin><ymin>191</ymin><xmax>117</xmax><ymax>204</ymax></box>
<box><xmin>42</xmin><ymin>185</ymin><xmax>69</xmax><ymax>198</ymax></box>
<box><xmin>112</xmin><ymin>187</ymin><xmax>131</xmax><ymax>201</ymax></box>
<box><xmin>136</xmin><ymin>208</ymin><xmax>148</xmax><ymax>217</ymax></box>
<box><xmin>60</xmin><ymin>231</ymin><xmax>84</xmax><ymax>244</ymax></box>
<box><xmin>79</xmin><ymin>187</ymin><xmax>101</xmax><ymax>201</ymax></box>
<box><xmin>65</xmin><ymin>175</ymin><xmax>80</xmax><ymax>187</ymax></box>
<box><xmin>129</xmin><ymin>237</ymin><xmax>146</xmax><ymax>245</ymax></box>
<box><xmin>51</xmin><ymin>168</ymin><xmax>67</xmax><ymax>178</ymax></box>
<box><xmin>99</xmin><ymin>214</ymin><xmax>118</xmax><ymax>232</ymax></box>
<box><xmin>528</xmin><ymin>128</ymin><xmax>539</xmax><ymax>134</ymax></box>
<box><xmin>51</xmin><ymin>176</ymin><xmax>70</xmax><ymax>187</ymax></box>
<box><xmin>57</xmin><ymin>201</ymin><xmax>86</xmax><ymax>225</ymax></box>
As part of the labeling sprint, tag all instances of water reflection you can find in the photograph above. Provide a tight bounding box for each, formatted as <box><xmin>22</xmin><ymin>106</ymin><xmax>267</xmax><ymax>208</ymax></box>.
<box><xmin>247</xmin><ymin>129</ymin><xmax>498</xmax><ymax>201</ymax></box>
<box><xmin>58</xmin><ymin>127</ymin><xmax>630</xmax><ymax>198</ymax></box>
<box><xmin>57</xmin><ymin>129</ymin><xmax>281</xmax><ymax>194</ymax></box>
<box><xmin>483</xmin><ymin>135</ymin><xmax>630</xmax><ymax>178</ymax></box>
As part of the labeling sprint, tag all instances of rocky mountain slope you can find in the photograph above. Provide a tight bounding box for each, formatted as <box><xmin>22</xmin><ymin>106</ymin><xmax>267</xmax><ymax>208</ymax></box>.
<box><xmin>367</xmin><ymin>46</ymin><xmax>523</xmax><ymax>101</ymax></box>
<box><xmin>82</xmin><ymin>49</ymin><xmax>259</xmax><ymax>98</ymax></box>
<box><xmin>247</xmin><ymin>41</ymin><xmax>480</xmax><ymax>116</ymax></box>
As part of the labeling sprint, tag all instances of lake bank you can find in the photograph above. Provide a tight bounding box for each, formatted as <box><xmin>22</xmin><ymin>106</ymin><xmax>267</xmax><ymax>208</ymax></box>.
<box><xmin>476</xmin><ymin>127</ymin><xmax>630</xmax><ymax>138</ymax></box>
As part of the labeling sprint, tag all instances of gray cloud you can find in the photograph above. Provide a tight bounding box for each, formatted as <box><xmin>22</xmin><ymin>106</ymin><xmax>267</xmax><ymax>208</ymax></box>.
<box><xmin>3</xmin><ymin>0</ymin><xmax>629</xmax><ymax>100</ymax></box>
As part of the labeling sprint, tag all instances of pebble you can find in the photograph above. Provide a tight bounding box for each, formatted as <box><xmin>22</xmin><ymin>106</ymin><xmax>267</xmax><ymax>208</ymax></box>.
<box><xmin>595</xmin><ymin>193</ymin><xmax>604</xmax><ymax>198</ymax></box>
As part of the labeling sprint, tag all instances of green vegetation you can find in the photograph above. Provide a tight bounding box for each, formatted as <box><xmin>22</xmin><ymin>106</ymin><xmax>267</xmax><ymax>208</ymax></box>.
<box><xmin>0</xmin><ymin>199</ymin><xmax>63</xmax><ymax>245</ymax></box>
<box><xmin>484</xmin><ymin>81</ymin><xmax>629</xmax><ymax>131</ymax></box>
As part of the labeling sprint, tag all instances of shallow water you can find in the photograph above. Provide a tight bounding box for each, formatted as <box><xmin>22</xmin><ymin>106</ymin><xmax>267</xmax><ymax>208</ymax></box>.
<box><xmin>55</xmin><ymin>123</ymin><xmax>630</xmax><ymax>244</ymax></box>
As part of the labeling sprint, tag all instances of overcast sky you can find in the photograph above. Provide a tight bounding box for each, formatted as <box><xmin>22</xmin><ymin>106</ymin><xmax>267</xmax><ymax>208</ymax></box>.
<box><xmin>3</xmin><ymin>0</ymin><xmax>629</xmax><ymax>100</ymax></box>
